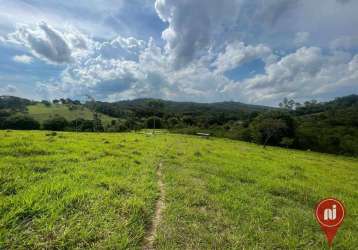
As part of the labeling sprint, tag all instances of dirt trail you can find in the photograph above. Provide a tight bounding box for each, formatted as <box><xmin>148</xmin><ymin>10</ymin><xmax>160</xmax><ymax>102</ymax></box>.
<box><xmin>142</xmin><ymin>162</ymin><xmax>165</xmax><ymax>250</ymax></box>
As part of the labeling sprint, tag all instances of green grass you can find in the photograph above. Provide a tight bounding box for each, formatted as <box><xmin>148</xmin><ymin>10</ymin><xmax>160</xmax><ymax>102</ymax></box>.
<box><xmin>26</xmin><ymin>103</ymin><xmax>116</xmax><ymax>125</ymax></box>
<box><xmin>0</xmin><ymin>131</ymin><xmax>357</xmax><ymax>249</ymax></box>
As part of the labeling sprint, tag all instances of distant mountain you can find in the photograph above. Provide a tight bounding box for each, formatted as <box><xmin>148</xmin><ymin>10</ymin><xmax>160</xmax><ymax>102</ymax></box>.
<box><xmin>2</xmin><ymin>95</ymin><xmax>358</xmax><ymax>119</ymax></box>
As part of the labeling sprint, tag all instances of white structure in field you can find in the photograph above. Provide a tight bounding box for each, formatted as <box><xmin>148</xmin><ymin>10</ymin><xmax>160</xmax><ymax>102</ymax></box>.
<box><xmin>324</xmin><ymin>205</ymin><xmax>337</xmax><ymax>221</ymax></box>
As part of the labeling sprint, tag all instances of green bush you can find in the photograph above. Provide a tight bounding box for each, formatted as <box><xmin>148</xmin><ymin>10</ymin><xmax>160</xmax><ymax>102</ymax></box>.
<box><xmin>1</xmin><ymin>115</ymin><xmax>40</xmax><ymax>130</ymax></box>
<box><xmin>43</xmin><ymin>116</ymin><xmax>69</xmax><ymax>131</ymax></box>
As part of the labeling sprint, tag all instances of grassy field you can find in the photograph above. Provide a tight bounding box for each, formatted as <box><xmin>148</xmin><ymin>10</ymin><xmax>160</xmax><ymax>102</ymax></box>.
<box><xmin>0</xmin><ymin>131</ymin><xmax>357</xmax><ymax>249</ymax></box>
<box><xmin>26</xmin><ymin>103</ymin><xmax>116</xmax><ymax>125</ymax></box>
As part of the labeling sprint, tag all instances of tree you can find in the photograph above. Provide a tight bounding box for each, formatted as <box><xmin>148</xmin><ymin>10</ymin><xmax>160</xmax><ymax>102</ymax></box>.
<box><xmin>146</xmin><ymin>116</ymin><xmax>162</xmax><ymax>129</ymax></box>
<box><xmin>182</xmin><ymin>116</ymin><xmax>195</xmax><ymax>126</ymax></box>
<box><xmin>43</xmin><ymin>116</ymin><xmax>69</xmax><ymax>131</ymax></box>
<box><xmin>69</xmin><ymin>118</ymin><xmax>94</xmax><ymax>132</ymax></box>
<box><xmin>258</xmin><ymin>118</ymin><xmax>287</xmax><ymax>148</ymax></box>
<box><xmin>147</xmin><ymin>100</ymin><xmax>164</xmax><ymax>111</ymax></box>
<box><xmin>2</xmin><ymin>115</ymin><xmax>40</xmax><ymax>130</ymax></box>
<box><xmin>93</xmin><ymin>113</ymin><xmax>103</xmax><ymax>132</ymax></box>
<box><xmin>167</xmin><ymin>117</ymin><xmax>180</xmax><ymax>128</ymax></box>
<box><xmin>147</xmin><ymin>100</ymin><xmax>164</xmax><ymax>130</ymax></box>
<box><xmin>304</xmin><ymin>100</ymin><xmax>318</xmax><ymax>107</ymax></box>
<box><xmin>41</xmin><ymin>100</ymin><xmax>51</xmax><ymax>107</ymax></box>
<box><xmin>279</xmin><ymin>98</ymin><xmax>296</xmax><ymax>110</ymax></box>
<box><xmin>0</xmin><ymin>96</ymin><xmax>32</xmax><ymax>112</ymax></box>
<box><xmin>110</xmin><ymin>121</ymin><xmax>129</xmax><ymax>132</ymax></box>
<box><xmin>250</xmin><ymin>111</ymin><xmax>294</xmax><ymax>148</ymax></box>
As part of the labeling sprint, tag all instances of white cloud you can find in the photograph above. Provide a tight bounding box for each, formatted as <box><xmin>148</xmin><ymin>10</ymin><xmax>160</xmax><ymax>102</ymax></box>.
<box><xmin>97</xmin><ymin>36</ymin><xmax>146</xmax><ymax>60</ymax></box>
<box><xmin>0</xmin><ymin>0</ymin><xmax>127</xmax><ymax>38</ymax></box>
<box><xmin>1</xmin><ymin>1</ymin><xmax>357</xmax><ymax>106</ymax></box>
<box><xmin>155</xmin><ymin>0</ymin><xmax>240</xmax><ymax>67</ymax></box>
<box><xmin>223</xmin><ymin>47</ymin><xmax>358</xmax><ymax>104</ymax></box>
<box><xmin>212</xmin><ymin>41</ymin><xmax>276</xmax><ymax>73</ymax></box>
<box><xmin>3</xmin><ymin>22</ymin><xmax>93</xmax><ymax>64</ymax></box>
<box><xmin>13</xmin><ymin>54</ymin><xmax>33</xmax><ymax>64</ymax></box>
<box><xmin>153</xmin><ymin>0</ymin><xmax>358</xmax><ymax>60</ymax></box>
<box><xmin>35</xmin><ymin>31</ymin><xmax>358</xmax><ymax>105</ymax></box>
<box><xmin>37</xmin><ymin>36</ymin><xmax>233</xmax><ymax>102</ymax></box>
<box><xmin>154</xmin><ymin>0</ymin><xmax>307</xmax><ymax>67</ymax></box>
<box><xmin>37</xmin><ymin>38</ymin><xmax>165</xmax><ymax>100</ymax></box>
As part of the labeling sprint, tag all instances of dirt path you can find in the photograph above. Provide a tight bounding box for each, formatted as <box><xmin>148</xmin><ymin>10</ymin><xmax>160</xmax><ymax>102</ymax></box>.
<box><xmin>142</xmin><ymin>162</ymin><xmax>165</xmax><ymax>250</ymax></box>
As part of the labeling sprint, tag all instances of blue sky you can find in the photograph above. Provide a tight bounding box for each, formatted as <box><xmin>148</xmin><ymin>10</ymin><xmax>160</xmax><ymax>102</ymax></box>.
<box><xmin>0</xmin><ymin>0</ymin><xmax>357</xmax><ymax>106</ymax></box>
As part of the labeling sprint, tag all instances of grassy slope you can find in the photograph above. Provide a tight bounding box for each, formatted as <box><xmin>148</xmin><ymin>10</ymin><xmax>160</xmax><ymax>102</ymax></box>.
<box><xmin>0</xmin><ymin>131</ymin><xmax>164</xmax><ymax>249</ymax></box>
<box><xmin>26</xmin><ymin>103</ymin><xmax>115</xmax><ymax>125</ymax></box>
<box><xmin>0</xmin><ymin>131</ymin><xmax>357</xmax><ymax>249</ymax></box>
<box><xmin>157</xmin><ymin>135</ymin><xmax>358</xmax><ymax>249</ymax></box>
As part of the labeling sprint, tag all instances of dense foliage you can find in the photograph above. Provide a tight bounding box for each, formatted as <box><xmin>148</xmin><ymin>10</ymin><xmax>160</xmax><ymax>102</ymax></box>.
<box><xmin>0</xmin><ymin>95</ymin><xmax>357</xmax><ymax>156</ymax></box>
<box><xmin>172</xmin><ymin>96</ymin><xmax>358</xmax><ymax>156</ymax></box>
<box><xmin>0</xmin><ymin>115</ymin><xmax>40</xmax><ymax>130</ymax></box>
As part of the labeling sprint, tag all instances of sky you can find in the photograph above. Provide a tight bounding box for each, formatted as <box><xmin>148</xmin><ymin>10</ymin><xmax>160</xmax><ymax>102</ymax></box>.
<box><xmin>0</xmin><ymin>0</ymin><xmax>357</xmax><ymax>106</ymax></box>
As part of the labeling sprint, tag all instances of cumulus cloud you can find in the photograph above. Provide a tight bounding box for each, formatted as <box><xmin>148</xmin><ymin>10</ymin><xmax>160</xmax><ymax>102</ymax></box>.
<box><xmin>155</xmin><ymin>0</ymin><xmax>240</xmax><ymax>67</ymax></box>
<box><xmin>13</xmin><ymin>54</ymin><xmax>33</xmax><ymax>64</ymax></box>
<box><xmin>37</xmin><ymin>36</ymin><xmax>233</xmax><ymax>102</ymax></box>
<box><xmin>37</xmin><ymin>38</ymin><xmax>167</xmax><ymax>100</ymax></box>
<box><xmin>223</xmin><ymin>47</ymin><xmax>358</xmax><ymax>104</ymax></box>
<box><xmin>35</xmin><ymin>30</ymin><xmax>358</xmax><ymax>105</ymax></box>
<box><xmin>154</xmin><ymin>0</ymin><xmax>305</xmax><ymax>67</ymax></box>
<box><xmin>2</xmin><ymin>2</ymin><xmax>358</xmax><ymax>105</ymax></box>
<box><xmin>3</xmin><ymin>22</ymin><xmax>92</xmax><ymax>64</ymax></box>
<box><xmin>212</xmin><ymin>41</ymin><xmax>276</xmax><ymax>73</ymax></box>
<box><xmin>97</xmin><ymin>36</ymin><xmax>146</xmax><ymax>60</ymax></box>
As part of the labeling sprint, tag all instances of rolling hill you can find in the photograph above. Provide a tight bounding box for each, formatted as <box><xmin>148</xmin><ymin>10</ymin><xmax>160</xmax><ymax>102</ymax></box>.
<box><xmin>90</xmin><ymin>98</ymin><xmax>272</xmax><ymax>119</ymax></box>
<box><xmin>26</xmin><ymin>103</ymin><xmax>116</xmax><ymax>125</ymax></box>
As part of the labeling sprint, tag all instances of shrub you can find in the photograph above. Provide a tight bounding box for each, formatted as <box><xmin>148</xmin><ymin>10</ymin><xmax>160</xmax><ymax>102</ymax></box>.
<box><xmin>43</xmin><ymin>116</ymin><xmax>69</xmax><ymax>131</ymax></box>
<box><xmin>2</xmin><ymin>115</ymin><xmax>40</xmax><ymax>130</ymax></box>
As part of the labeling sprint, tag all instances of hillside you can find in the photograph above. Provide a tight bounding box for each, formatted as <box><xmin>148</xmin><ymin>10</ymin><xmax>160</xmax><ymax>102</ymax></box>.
<box><xmin>26</xmin><ymin>103</ymin><xmax>116</xmax><ymax>125</ymax></box>
<box><xmin>91</xmin><ymin>98</ymin><xmax>272</xmax><ymax>119</ymax></box>
<box><xmin>0</xmin><ymin>131</ymin><xmax>357</xmax><ymax>249</ymax></box>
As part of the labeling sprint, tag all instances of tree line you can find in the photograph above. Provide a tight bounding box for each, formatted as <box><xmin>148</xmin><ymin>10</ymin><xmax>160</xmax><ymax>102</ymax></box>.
<box><xmin>170</xmin><ymin>96</ymin><xmax>358</xmax><ymax>156</ymax></box>
<box><xmin>0</xmin><ymin>95</ymin><xmax>357</xmax><ymax>156</ymax></box>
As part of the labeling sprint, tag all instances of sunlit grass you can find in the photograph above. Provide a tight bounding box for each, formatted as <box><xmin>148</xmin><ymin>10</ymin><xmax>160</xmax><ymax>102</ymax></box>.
<box><xmin>0</xmin><ymin>131</ymin><xmax>357</xmax><ymax>249</ymax></box>
<box><xmin>0</xmin><ymin>131</ymin><xmax>162</xmax><ymax>249</ymax></box>
<box><xmin>26</xmin><ymin>103</ymin><xmax>115</xmax><ymax>125</ymax></box>
<box><xmin>157</xmin><ymin>135</ymin><xmax>358</xmax><ymax>249</ymax></box>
